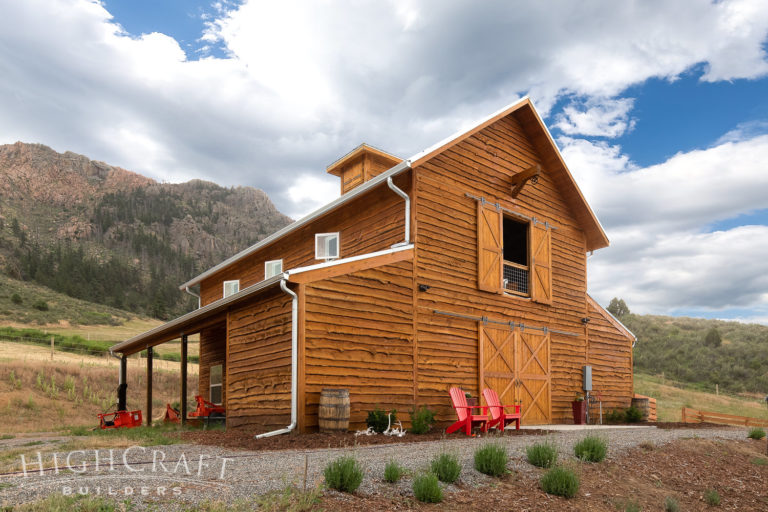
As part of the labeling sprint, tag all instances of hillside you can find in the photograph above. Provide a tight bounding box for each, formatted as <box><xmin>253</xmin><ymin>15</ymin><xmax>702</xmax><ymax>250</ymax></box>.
<box><xmin>0</xmin><ymin>272</ymin><xmax>136</xmax><ymax>326</ymax></box>
<box><xmin>623</xmin><ymin>312</ymin><xmax>768</xmax><ymax>395</ymax></box>
<box><xmin>0</xmin><ymin>142</ymin><xmax>292</xmax><ymax>319</ymax></box>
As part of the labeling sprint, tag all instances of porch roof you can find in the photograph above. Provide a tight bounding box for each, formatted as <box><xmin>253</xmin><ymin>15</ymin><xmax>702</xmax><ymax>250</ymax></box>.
<box><xmin>110</xmin><ymin>244</ymin><xmax>415</xmax><ymax>356</ymax></box>
<box><xmin>110</xmin><ymin>273</ymin><xmax>285</xmax><ymax>355</ymax></box>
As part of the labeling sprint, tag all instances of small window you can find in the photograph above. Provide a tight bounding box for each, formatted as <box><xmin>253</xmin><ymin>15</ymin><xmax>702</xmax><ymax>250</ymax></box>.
<box><xmin>502</xmin><ymin>217</ymin><xmax>529</xmax><ymax>296</ymax></box>
<box><xmin>265</xmin><ymin>259</ymin><xmax>283</xmax><ymax>279</ymax></box>
<box><xmin>209</xmin><ymin>364</ymin><xmax>222</xmax><ymax>405</ymax></box>
<box><xmin>223</xmin><ymin>280</ymin><xmax>240</xmax><ymax>298</ymax></box>
<box><xmin>315</xmin><ymin>232</ymin><xmax>340</xmax><ymax>260</ymax></box>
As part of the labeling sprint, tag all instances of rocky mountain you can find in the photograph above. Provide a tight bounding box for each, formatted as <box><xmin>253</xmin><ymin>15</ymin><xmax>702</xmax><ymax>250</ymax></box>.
<box><xmin>0</xmin><ymin>142</ymin><xmax>292</xmax><ymax>319</ymax></box>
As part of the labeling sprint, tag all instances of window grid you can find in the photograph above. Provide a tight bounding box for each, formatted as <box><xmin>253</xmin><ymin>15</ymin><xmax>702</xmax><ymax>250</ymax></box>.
<box><xmin>503</xmin><ymin>262</ymin><xmax>529</xmax><ymax>296</ymax></box>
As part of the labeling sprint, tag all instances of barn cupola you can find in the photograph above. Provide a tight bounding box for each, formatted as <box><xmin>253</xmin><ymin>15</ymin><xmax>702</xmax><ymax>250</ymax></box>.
<box><xmin>327</xmin><ymin>144</ymin><xmax>403</xmax><ymax>195</ymax></box>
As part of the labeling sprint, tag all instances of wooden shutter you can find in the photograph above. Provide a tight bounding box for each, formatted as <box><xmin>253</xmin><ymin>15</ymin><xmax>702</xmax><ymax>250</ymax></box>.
<box><xmin>477</xmin><ymin>201</ymin><xmax>503</xmax><ymax>293</ymax></box>
<box><xmin>531</xmin><ymin>221</ymin><xmax>552</xmax><ymax>304</ymax></box>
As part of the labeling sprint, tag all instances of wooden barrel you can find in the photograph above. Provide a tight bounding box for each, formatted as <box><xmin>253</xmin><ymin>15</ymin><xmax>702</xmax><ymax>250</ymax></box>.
<box><xmin>318</xmin><ymin>389</ymin><xmax>350</xmax><ymax>432</ymax></box>
<box><xmin>631</xmin><ymin>397</ymin><xmax>650</xmax><ymax>422</ymax></box>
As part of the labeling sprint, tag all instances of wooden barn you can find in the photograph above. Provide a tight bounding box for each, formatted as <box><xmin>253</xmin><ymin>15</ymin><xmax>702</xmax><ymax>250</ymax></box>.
<box><xmin>110</xmin><ymin>97</ymin><xmax>636</xmax><ymax>432</ymax></box>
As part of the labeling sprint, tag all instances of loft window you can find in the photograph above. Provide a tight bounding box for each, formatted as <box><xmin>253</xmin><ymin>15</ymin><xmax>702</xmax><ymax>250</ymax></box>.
<box><xmin>476</xmin><ymin>199</ymin><xmax>551</xmax><ymax>304</ymax></box>
<box><xmin>209</xmin><ymin>364</ymin><xmax>222</xmax><ymax>405</ymax></box>
<box><xmin>315</xmin><ymin>232</ymin><xmax>340</xmax><ymax>260</ymax></box>
<box><xmin>265</xmin><ymin>259</ymin><xmax>283</xmax><ymax>279</ymax></box>
<box><xmin>502</xmin><ymin>217</ymin><xmax>529</xmax><ymax>296</ymax></box>
<box><xmin>223</xmin><ymin>280</ymin><xmax>240</xmax><ymax>298</ymax></box>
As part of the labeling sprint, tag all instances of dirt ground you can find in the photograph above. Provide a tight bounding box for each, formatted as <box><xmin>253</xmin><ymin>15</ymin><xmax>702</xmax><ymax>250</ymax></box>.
<box><xmin>319</xmin><ymin>437</ymin><xmax>768</xmax><ymax>511</ymax></box>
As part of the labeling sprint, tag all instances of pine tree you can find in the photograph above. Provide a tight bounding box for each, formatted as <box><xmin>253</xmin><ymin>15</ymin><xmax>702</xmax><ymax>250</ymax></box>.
<box><xmin>607</xmin><ymin>297</ymin><xmax>630</xmax><ymax>317</ymax></box>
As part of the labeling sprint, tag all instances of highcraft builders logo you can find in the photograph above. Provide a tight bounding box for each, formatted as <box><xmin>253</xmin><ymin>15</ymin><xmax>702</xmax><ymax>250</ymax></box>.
<box><xmin>16</xmin><ymin>446</ymin><xmax>233</xmax><ymax>498</ymax></box>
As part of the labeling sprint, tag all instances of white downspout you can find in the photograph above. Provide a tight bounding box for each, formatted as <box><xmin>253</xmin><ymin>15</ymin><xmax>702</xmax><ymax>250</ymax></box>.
<box><xmin>255</xmin><ymin>278</ymin><xmax>298</xmax><ymax>439</ymax></box>
<box><xmin>184</xmin><ymin>285</ymin><xmax>201</xmax><ymax>309</ymax></box>
<box><xmin>387</xmin><ymin>176</ymin><xmax>410</xmax><ymax>246</ymax></box>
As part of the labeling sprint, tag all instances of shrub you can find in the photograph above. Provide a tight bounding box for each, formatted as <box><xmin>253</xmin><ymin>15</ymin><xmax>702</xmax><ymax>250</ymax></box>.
<box><xmin>623</xmin><ymin>499</ymin><xmax>641</xmax><ymax>512</ymax></box>
<box><xmin>526</xmin><ymin>441</ymin><xmax>558</xmax><ymax>468</ymax></box>
<box><xmin>10</xmin><ymin>293</ymin><xmax>22</xmax><ymax>304</ymax></box>
<box><xmin>574</xmin><ymin>436</ymin><xmax>607</xmax><ymax>462</ymax></box>
<box><xmin>605</xmin><ymin>409</ymin><xmax>626</xmax><ymax>424</ymax></box>
<box><xmin>540</xmin><ymin>466</ymin><xmax>579</xmax><ymax>498</ymax></box>
<box><xmin>664</xmin><ymin>496</ymin><xmax>680</xmax><ymax>512</ymax></box>
<box><xmin>323</xmin><ymin>455</ymin><xmax>363</xmax><ymax>493</ymax></box>
<box><xmin>366</xmin><ymin>407</ymin><xmax>396</xmax><ymax>433</ymax></box>
<box><xmin>747</xmin><ymin>427</ymin><xmax>766</xmax><ymax>440</ymax></box>
<box><xmin>410</xmin><ymin>406</ymin><xmax>436</xmax><ymax>434</ymax></box>
<box><xmin>32</xmin><ymin>300</ymin><xmax>49</xmax><ymax>311</ymax></box>
<box><xmin>412</xmin><ymin>472</ymin><xmax>442</xmax><ymax>503</ymax></box>
<box><xmin>704</xmin><ymin>488</ymin><xmax>721</xmax><ymax>506</ymax></box>
<box><xmin>430</xmin><ymin>453</ymin><xmax>461</xmax><ymax>484</ymax></box>
<box><xmin>384</xmin><ymin>460</ymin><xmax>404</xmax><ymax>483</ymax></box>
<box><xmin>473</xmin><ymin>443</ymin><xmax>508</xmax><ymax>477</ymax></box>
<box><xmin>625</xmin><ymin>406</ymin><xmax>643</xmax><ymax>423</ymax></box>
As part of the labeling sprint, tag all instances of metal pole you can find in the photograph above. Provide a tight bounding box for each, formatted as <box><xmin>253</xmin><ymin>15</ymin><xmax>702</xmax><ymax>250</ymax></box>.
<box><xmin>180</xmin><ymin>335</ymin><xmax>188</xmax><ymax>426</ymax></box>
<box><xmin>146</xmin><ymin>347</ymin><xmax>153</xmax><ymax>426</ymax></box>
<box><xmin>118</xmin><ymin>355</ymin><xmax>127</xmax><ymax>411</ymax></box>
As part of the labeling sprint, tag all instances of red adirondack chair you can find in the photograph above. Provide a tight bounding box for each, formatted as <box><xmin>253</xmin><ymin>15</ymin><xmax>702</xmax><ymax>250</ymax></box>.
<box><xmin>483</xmin><ymin>388</ymin><xmax>521</xmax><ymax>431</ymax></box>
<box><xmin>446</xmin><ymin>387</ymin><xmax>489</xmax><ymax>435</ymax></box>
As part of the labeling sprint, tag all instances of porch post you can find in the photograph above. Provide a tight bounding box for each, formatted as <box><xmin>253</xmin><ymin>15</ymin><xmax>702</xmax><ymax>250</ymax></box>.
<box><xmin>146</xmin><ymin>346</ymin><xmax>153</xmax><ymax>426</ymax></box>
<box><xmin>180</xmin><ymin>335</ymin><xmax>188</xmax><ymax>426</ymax></box>
<box><xmin>118</xmin><ymin>355</ymin><xmax>127</xmax><ymax>411</ymax></box>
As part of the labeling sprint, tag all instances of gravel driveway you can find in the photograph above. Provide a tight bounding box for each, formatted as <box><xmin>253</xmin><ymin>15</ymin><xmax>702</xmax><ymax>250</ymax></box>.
<box><xmin>0</xmin><ymin>426</ymin><xmax>746</xmax><ymax>509</ymax></box>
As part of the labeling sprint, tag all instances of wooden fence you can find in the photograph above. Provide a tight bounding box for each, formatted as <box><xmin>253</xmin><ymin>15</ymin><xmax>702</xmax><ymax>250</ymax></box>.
<box><xmin>633</xmin><ymin>393</ymin><xmax>657</xmax><ymax>421</ymax></box>
<box><xmin>681</xmin><ymin>407</ymin><xmax>768</xmax><ymax>427</ymax></box>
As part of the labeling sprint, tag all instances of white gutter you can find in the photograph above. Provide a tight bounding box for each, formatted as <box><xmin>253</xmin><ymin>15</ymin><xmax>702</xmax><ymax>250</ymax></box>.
<box><xmin>255</xmin><ymin>279</ymin><xmax>298</xmax><ymax>439</ymax></box>
<box><xmin>179</xmin><ymin>160</ymin><xmax>412</xmax><ymax>290</ymax></box>
<box><xmin>386</xmin><ymin>176</ymin><xmax>410</xmax><ymax>246</ymax></box>
<box><xmin>184</xmin><ymin>285</ymin><xmax>201</xmax><ymax>309</ymax></box>
<box><xmin>285</xmin><ymin>244</ymin><xmax>413</xmax><ymax>277</ymax></box>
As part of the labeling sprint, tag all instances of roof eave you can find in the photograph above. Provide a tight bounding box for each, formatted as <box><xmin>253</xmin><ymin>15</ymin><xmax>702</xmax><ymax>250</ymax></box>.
<box><xmin>114</xmin><ymin>273</ymin><xmax>286</xmax><ymax>354</ymax></box>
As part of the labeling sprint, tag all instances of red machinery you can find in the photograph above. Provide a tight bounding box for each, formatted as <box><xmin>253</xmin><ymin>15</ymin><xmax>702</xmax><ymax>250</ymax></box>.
<box><xmin>163</xmin><ymin>396</ymin><xmax>225</xmax><ymax>425</ymax></box>
<box><xmin>164</xmin><ymin>404</ymin><xmax>182</xmax><ymax>424</ymax></box>
<box><xmin>98</xmin><ymin>383</ymin><xmax>142</xmax><ymax>429</ymax></box>
<box><xmin>98</xmin><ymin>409</ymin><xmax>143</xmax><ymax>429</ymax></box>
<box><xmin>189</xmin><ymin>395</ymin><xmax>225</xmax><ymax>418</ymax></box>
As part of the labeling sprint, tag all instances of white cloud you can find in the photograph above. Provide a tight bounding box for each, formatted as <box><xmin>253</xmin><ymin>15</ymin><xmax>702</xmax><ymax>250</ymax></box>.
<box><xmin>1</xmin><ymin>0</ymin><xmax>767</xmax><ymax>218</ymax></box>
<box><xmin>554</xmin><ymin>98</ymin><xmax>635</xmax><ymax>138</ymax></box>
<box><xmin>562</xmin><ymin>134</ymin><xmax>768</xmax><ymax>320</ymax></box>
<box><xmin>283</xmin><ymin>174</ymin><xmax>339</xmax><ymax>220</ymax></box>
<box><xmin>1</xmin><ymin>0</ymin><xmax>768</xmax><ymax>319</ymax></box>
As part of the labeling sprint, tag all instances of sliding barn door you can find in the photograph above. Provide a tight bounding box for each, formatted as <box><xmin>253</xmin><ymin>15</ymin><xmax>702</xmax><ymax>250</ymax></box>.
<box><xmin>479</xmin><ymin>323</ymin><xmax>552</xmax><ymax>424</ymax></box>
<box><xmin>517</xmin><ymin>330</ymin><xmax>551</xmax><ymax>424</ymax></box>
<box><xmin>479</xmin><ymin>324</ymin><xmax>517</xmax><ymax>408</ymax></box>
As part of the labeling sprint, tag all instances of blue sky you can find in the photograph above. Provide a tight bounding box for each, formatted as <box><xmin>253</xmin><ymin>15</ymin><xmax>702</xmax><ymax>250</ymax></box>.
<box><xmin>103</xmin><ymin>0</ymin><xmax>234</xmax><ymax>58</ymax></box>
<box><xmin>1</xmin><ymin>0</ymin><xmax>767</xmax><ymax>323</ymax></box>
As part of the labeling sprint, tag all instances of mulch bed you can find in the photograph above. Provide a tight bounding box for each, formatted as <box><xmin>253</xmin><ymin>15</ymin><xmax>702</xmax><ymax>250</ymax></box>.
<box><xmin>179</xmin><ymin>422</ymin><xmax>726</xmax><ymax>452</ymax></box>
<box><xmin>180</xmin><ymin>427</ymin><xmax>548</xmax><ymax>452</ymax></box>
<box><xmin>653</xmin><ymin>421</ymin><xmax>733</xmax><ymax>429</ymax></box>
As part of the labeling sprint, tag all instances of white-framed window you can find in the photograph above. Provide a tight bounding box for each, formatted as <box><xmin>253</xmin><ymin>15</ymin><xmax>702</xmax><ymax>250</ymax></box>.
<box><xmin>315</xmin><ymin>232</ymin><xmax>340</xmax><ymax>260</ymax></box>
<box><xmin>265</xmin><ymin>259</ymin><xmax>283</xmax><ymax>279</ymax></box>
<box><xmin>223</xmin><ymin>280</ymin><xmax>240</xmax><ymax>298</ymax></box>
<box><xmin>209</xmin><ymin>364</ymin><xmax>223</xmax><ymax>405</ymax></box>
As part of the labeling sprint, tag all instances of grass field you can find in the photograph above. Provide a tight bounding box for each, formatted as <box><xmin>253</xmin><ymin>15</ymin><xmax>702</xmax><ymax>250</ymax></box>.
<box><xmin>635</xmin><ymin>372</ymin><xmax>768</xmax><ymax>422</ymax></box>
<box><xmin>0</xmin><ymin>342</ymin><xmax>199</xmax><ymax>435</ymax></box>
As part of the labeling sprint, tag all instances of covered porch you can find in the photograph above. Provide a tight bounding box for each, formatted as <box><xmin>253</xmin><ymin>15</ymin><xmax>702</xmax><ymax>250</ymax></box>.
<box><xmin>109</xmin><ymin>274</ymin><xmax>287</xmax><ymax>428</ymax></box>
